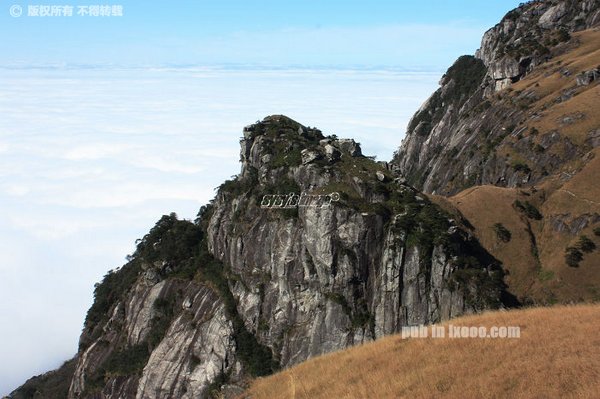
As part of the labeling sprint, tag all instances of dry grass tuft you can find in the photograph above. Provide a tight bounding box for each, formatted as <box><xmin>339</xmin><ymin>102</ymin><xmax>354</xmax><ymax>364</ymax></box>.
<box><xmin>243</xmin><ymin>304</ymin><xmax>600</xmax><ymax>399</ymax></box>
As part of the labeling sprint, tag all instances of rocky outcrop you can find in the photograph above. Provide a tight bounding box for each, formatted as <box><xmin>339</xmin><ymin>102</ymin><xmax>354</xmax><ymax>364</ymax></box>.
<box><xmin>68</xmin><ymin>277</ymin><xmax>239</xmax><ymax>399</ymax></box>
<box><xmin>135</xmin><ymin>286</ymin><xmax>236</xmax><ymax>399</ymax></box>
<box><xmin>576</xmin><ymin>68</ymin><xmax>600</xmax><ymax>86</ymax></box>
<box><xmin>476</xmin><ymin>0</ymin><xmax>600</xmax><ymax>92</ymax></box>
<box><xmin>391</xmin><ymin>0</ymin><xmax>600</xmax><ymax>195</ymax></box>
<box><xmin>206</xmin><ymin>116</ymin><xmax>507</xmax><ymax>373</ymax></box>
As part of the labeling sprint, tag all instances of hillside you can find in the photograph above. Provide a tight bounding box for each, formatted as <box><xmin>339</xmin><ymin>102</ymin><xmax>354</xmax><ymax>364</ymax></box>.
<box><xmin>244</xmin><ymin>304</ymin><xmax>600</xmax><ymax>399</ymax></box>
<box><xmin>431</xmin><ymin>170</ymin><xmax>600</xmax><ymax>305</ymax></box>
<box><xmin>8</xmin><ymin>1</ymin><xmax>600</xmax><ymax>398</ymax></box>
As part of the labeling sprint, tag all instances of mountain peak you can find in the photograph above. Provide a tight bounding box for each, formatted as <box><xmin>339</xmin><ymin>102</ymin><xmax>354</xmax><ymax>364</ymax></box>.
<box><xmin>238</xmin><ymin>115</ymin><xmax>363</xmax><ymax>182</ymax></box>
<box><xmin>476</xmin><ymin>0</ymin><xmax>600</xmax><ymax>92</ymax></box>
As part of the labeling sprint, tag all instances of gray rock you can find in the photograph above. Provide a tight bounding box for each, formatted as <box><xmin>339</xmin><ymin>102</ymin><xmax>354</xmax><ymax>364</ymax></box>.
<box><xmin>586</xmin><ymin>129</ymin><xmax>600</xmax><ymax>148</ymax></box>
<box><xmin>301</xmin><ymin>148</ymin><xmax>321</xmax><ymax>165</ymax></box>
<box><xmin>538</xmin><ymin>3</ymin><xmax>568</xmax><ymax>29</ymax></box>
<box><xmin>576</xmin><ymin>69</ymin><xmax>600</xmax><ymax>86</ymax></box>
<box><xmin>334</xmin><ymin>139</ymin><xmax>362</xmax><ymax>157</ymax></box>
<box><xmin>324</xmin><ymin>144</ymin><xmax>341</xmax><ymax>161</ymax></box>
<box><xmin>261</xmin><ymin>153</ymin><xmax>272</xmax><ymax>164</ymax></box>
<box><xmin>489</xmin><ymin>56</ymin><xmax>520</xmax><ymax>81</ymax></box>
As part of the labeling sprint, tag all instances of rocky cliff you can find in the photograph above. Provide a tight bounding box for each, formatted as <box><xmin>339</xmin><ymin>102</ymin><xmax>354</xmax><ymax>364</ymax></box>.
<box><xmin>9</xmin><ymin>116</ymin><xmax>510</xmax><ymax>399</ymax></box>
<box><xmin>391</xmin><ymin>0</ymin><xmax>600</xmax><ymax>195</ymax></box>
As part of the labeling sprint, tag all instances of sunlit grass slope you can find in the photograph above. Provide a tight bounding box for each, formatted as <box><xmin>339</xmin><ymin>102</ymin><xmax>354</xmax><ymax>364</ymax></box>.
<box><xmin>243</xmin><ymin>304</ymin><xmax>600</xmax><ymax>398</ymax></box>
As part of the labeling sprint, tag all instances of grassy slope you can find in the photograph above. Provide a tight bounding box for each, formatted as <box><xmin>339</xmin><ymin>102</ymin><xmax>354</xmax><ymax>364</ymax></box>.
<box><xmin>511</xmin><ymin>29</ymin><xmax>600</xmax><ymax>146</ymax></box>
<box><xmin>431</xmin><ymin>186</ymin><xmax>541</xmax><ymax>301</ymax></box>
<box><xmin>431</xmin><ymin>166</ymin><xmax>600</xmax><ymax>304</ymax></box>
<box><xmin>430</xmin><ymin>29</ymin><xmax>600</xmax><ymax>304</ymax></box>
<box><xmin>243</xmin><ymin>304</ymin><xmax>600</xmax><ymax>399</ymax></box>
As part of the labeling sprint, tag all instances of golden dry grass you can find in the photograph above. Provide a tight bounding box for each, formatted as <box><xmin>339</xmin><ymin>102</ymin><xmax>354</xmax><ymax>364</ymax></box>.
<box><xmin>432</xmin><ymin>186</ymin><xmax>539</xmax><ymax>300</ymax></box>
<box><xmin>511</xmin><ymin>29</ymin><xmax>600</xmax><ymax>145</ymax></box>
<box><xmin>432</xmin><ymin>179</ymin><xmax>600</xmax><ymax>304</ymax></box>
<box><xmin>535</xmin><ymin>148</ymin><xmax>600</xmax><ymax>299</ymax></box>
<box><xmin>243</xmin><ymin>304</ymin><xmax>600</xmax><ymax>399</ymax></box>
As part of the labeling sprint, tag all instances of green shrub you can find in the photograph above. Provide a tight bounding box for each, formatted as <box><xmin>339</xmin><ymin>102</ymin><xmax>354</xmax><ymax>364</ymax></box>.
<box><xmin>514</xmin><ymin>200</ymin><xmax>542</xmax><ymax>220</ymax></box>
<box><xmin>8</xmin><ymin>358</ymin><xmax>77</xmax><ymax>399</ymax></box>
<box><xmin>218</xmin><ymin>166</ymin><xmax>259</xmax><ymax>198</ymax></box>
<box><xmin>577</xmin><ymin>235</ymin><xmax>596</xmax><ymax>253</ymax></box>
<box><xmin>195</xmin><ymin>202</ymin><xmax>214</xmax><ymax>226</ymax></box>
<box><xmin>493</xmin><ymin>223</ymin><xmax>512</xmax><ymax>242</ymax></box>
<box><xmin>134</xmin><ymin>214</ymin><xmax>202</xmax><ymax>265</ymax></box>
<box><xmin>148</xmin><ymin>298</ymin><xmax>175</xmax><ymax>349</ymax></box>
<box><xmin>393</xmin><ymin>198</ymin><xmax>452</xmax><ymax>268</ymax></box>
<box><xmin>565</xmin><ymin>247</ymin><xmax>583</xmax><ymax>267</ymax></box>
<box><xmin>83</xmin><ymin>261</ymin><xmax>142</xmax><ymax>344</ymax></box>
<box><xmin>511</xmin><ymin>161</ymin><xmax>531</xmax><ymax>174</ymax></box>
<box><xmin>272</xmin><ymin>147</ymin><xmax>302</xmax><ymax>168</ymax></box>
<box><xmin>594</xmin><ymin>227</ymin><xmax>600</xmax><ymax>237</ymax></box>
<box><xmin>449</xmin><ymin>266</ymin><xmax>503</xmax><ymax>308</ymax></box>
<box><xmin>504</xmin><ymin>9</ymin><xmax>520</xmax><ymax>21</ymax></box>
<box><xmin>406</xmin><ymin>55</ymin><xmax>485</xmax><ymax>137</ymax></box>
<box><xmin>556</xmin><ymin>28</ymin><xmax>571</xmax><ymax>43</ymax></box>
<box><xmin>104</xmin><ymin>343</ymin><xmax>150</xmax><ymax>376</ymax></box>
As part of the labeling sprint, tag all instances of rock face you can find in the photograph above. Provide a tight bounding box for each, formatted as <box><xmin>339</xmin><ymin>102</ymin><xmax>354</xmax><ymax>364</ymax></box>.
<box><xmin>68</xmin><ymin>274</ymin><xmax>239</xmax><ymax>399</ymax></box>
<box><xmin>391</xmin><ymin>0</ymin><xmax>600</xmax><ymax>195</ymax></box>
<box><xmin>208</xmin><ymin>117</ymin><xmax>505</xmax><ymax>370</ymax></box>
<box><xmin>476</xmin><ymin>0</ymin><xmax>600</xmax><ymax>92</ymax></box>
<box><xmin>10</xmin><ymin>117</ymin><xmax>510</xmax><ymax>399</ymax></box>
<box><xmin>576</xmin><ymin>68</ymin><xmax>600</xmax><ymax>86</ymax></box>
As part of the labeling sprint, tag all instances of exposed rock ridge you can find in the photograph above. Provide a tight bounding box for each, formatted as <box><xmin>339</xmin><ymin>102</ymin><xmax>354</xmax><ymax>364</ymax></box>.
<box><xmin>477</xmin><ymin>0</ymin><xmax>600</xmax><ymax>91</ymax></box>
<box><xmin>391</xmin><ymin>0</ymin><xmax>600</xmax><ymax>195</ymax></box>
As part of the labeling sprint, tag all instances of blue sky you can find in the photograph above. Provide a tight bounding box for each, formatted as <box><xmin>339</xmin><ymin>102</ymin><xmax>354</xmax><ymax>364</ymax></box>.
<box><xmin>1</xmin><ymin>0</ymin><xmax>522</xmax><ymax>67</ymax></box>
<box><xmin>0</xmin><ymin>0</ymin><xmax>525</xmax><ymax>395</ymax></box>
